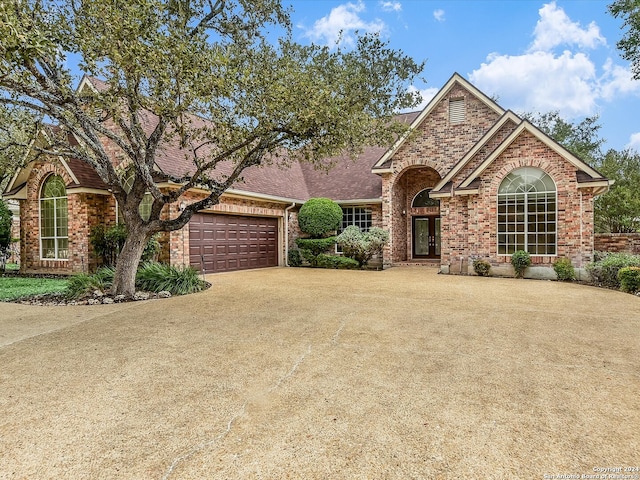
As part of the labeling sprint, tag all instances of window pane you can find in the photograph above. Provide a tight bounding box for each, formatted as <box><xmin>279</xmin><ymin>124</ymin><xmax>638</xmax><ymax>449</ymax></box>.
<box><xmin>57</xmin><ymin>238</ymin><xmax>69</xmax><ymax>259</ymax></box>
<box><xmin>42</xmin><ymin>239</ymin><xmax>56</xmax><ymax>258</ymax></box>
<box><xmin>41</xmin><ymin>199</ymin><xmax>55</xmax><ymax>237</ymax></box>
<box><xmin>56</xmin><ymin>198</ymin><xmax>68</xmax><ymax>236</ymax></box>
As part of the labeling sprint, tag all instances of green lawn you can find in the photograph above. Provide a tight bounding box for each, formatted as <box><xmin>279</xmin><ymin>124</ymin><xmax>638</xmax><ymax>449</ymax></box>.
<box><xmin>0</xmin><ymin>277</ymin><xmax>69</xmax><ymax>301</ymax></box>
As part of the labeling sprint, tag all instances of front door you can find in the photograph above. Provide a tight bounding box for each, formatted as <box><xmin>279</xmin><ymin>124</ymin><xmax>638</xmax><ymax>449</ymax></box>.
<box><xmin>412</xmin><ymin>216</ymin><xmax>441</xmax><ymax>258</ymax></box>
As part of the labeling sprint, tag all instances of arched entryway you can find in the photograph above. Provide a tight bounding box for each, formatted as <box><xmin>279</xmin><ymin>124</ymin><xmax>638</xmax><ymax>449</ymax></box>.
<box><xmin>390</xmin><ymin>166</ymin><xmax>442</xmax><ymax>263</ymax></box>
<box><xmin>411</xmin><ymin>188</ymin><xmax>440</xmax><ymax>258</ymax></box>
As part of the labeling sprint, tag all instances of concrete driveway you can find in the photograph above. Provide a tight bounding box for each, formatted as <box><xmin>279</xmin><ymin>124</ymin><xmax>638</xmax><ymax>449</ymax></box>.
<box><xmin>1</xmin><ymin>267</ymin><xmax>639</xmax><ymax>479</ymax></box>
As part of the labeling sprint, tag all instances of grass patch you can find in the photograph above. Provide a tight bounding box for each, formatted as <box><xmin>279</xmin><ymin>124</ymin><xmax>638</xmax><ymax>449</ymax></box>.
<box><xmin>0</xmin><ymin>277</ymin><xmax>69</xmax><ymax>301</ymax></box>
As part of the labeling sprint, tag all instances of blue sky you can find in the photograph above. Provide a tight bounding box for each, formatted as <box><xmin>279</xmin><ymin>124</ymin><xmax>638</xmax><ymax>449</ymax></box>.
<box><xmin>287</xmin><ymin>0</ymin><xmax>639</xmax><ymax>153</ymax></box>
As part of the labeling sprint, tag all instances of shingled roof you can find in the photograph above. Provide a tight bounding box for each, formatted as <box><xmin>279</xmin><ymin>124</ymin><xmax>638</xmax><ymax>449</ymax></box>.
<box><xmin>8</xmin><ymin>76</ymin><xmax>417</xmax><ymax>203</ymax></box>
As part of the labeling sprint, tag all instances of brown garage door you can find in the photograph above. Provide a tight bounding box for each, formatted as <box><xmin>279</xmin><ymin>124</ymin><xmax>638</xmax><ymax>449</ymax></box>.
<box><xmin>189</xmin><ymin>213</ymin><xmax>278</xmax><ymax>273</ymax></box>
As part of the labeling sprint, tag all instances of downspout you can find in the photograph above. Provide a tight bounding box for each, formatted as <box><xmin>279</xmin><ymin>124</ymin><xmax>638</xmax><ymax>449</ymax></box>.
<box><xmin>284</xmin><ymin>202</ymin><xmax>296</xmax><ymax>266</ymax></box>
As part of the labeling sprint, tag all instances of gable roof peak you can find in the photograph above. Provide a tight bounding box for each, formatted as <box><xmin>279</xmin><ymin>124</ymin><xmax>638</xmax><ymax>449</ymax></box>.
<box><xmin>372</xmin><ymin>73</ymin><xmax>506</xmax><ymax>171</ymax></box>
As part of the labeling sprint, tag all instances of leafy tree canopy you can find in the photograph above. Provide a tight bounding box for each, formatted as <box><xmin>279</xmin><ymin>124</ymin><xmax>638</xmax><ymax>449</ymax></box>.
<box><xmin>609</xmin><ymin>0</ymin><xmax>640</xmax><ymax>80</ymax></box>
<box><xmin>0</xmin><ymin>105</ymin><xmax>37</xmax><ymax>192</ymax></box>
<box><xmin>526</xmin><ymin>111</ymin><xmax>640</xmax><ymax>233</ymax></box>
<box><xmin>522</xmin><ymin>111</ymin><xmax>604</xmax><ymax>165</ymax></box>
<box><xmin>595</xmin><ymin>148</ymin><xmax>640</xmax><ymax>233</ymax></box>
<box><xmin>0</xmin><ymin>0</ymin><xmax>424</xmax><ymax>295</ymax></box>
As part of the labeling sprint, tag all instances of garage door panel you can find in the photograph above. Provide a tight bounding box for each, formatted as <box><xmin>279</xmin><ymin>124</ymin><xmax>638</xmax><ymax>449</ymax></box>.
<box><xmin>189</xmin><ymin>213</ymin><xmax>278</xmax><ymax>273</ymax></box>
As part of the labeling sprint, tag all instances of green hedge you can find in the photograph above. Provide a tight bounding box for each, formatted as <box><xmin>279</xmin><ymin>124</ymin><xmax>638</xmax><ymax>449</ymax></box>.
<box><xmin>296</xmin><ymin>237</ymin><xmax>337</xmax><ymax>266</ymax></box>
<box><xmin>316</xmin><ymin>254</ymin><xmax>359</xmax><ymax>269</ymax></box>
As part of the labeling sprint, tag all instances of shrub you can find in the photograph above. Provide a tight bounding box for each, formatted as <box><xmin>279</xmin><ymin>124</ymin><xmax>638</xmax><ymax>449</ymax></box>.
<box><xmin>316</xmin><ymin>254</ymin><xmax>360</xmax><ymax>269</ymax></box>
<box><xmin>90</xmin><ymin>223</ymin><xmax>127</xmax><ymax>267</ymax></box>
<box><xmin>298</xmin><ymin>198</ymin><xmax>343</xmax><ymax>238</ymax></box>
<box><xmin>336</xmin><ymin>226</ymin><xmax>389</xmax><ymax>267</ymax></box>
<box><xmin>553</xmin><ymin>257</ymin><xmax>576</xmax><ymax>281</ymax></box>
<box><xmin>135</xmin><ymin>262</ymin><xmax>207</xmax><ymax>295</ymax></box>
<box><xmin>472</xmin><ymin>258</ymin><xmax>491</xmax><ymax>277</ymax></box>
<box><xmin>142</xmin><ymin>233</ymin><xmax>161</xmax><ymax>262</ymax></box>
<box><xmin>586</xmin><ymin>252</ymin><xmax>640</xmax><ymax>289</ymax></box>
<box><xmin>511</xmin><ymin>250</ymin><xmax>531</xmax><ymax>278</ymax></box>
<box><xmin>66</xmin><ymin>267</ymin><xmax>115</xmax><ymax>299</ymax></box>
<box><xmin>288</xmin><ymin>249</ymin><xmax>302</xmax><ymax>267</ymax></box>
<box><xmin>296</xmin><ymin>237</ymin><xmax>337</xmax><ymax>266</ymax></box>
<box><xmin>90</xmin><ymin>224</ymin><xmax>160</xmax><ymax>267</ymax></box>
<box><xmin>618</xmin><ymin>266</ymin><xmax>640</xmax><ymax>293</ymax></box>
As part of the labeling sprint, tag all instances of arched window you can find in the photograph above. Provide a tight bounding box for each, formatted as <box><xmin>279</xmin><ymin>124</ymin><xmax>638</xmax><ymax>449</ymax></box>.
<box><xmin>40</xmin><ymin>175</ymin><xmax>68</xmax><ymax>259</ymax></box>
<box><xmin>122</xmin><ymin>170</ymin><xmax>153</xmax><ymax>221</ymax></box>
<box><xmin>497</xmin><ymin>167</ymin><xmax>556</xmax><ymax>255</ymax></box>
<box><xmin>412</xmin><ymin>189</ymin><xmax>439</xmax><ymax>208</ymax></box>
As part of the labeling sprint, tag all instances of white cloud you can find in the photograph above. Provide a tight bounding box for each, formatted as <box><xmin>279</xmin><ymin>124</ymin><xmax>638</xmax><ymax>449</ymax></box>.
<box><xmin>433</xmin><ymin>9</ymin><xmax>445</xmax><ymax>22</ymax></box>
<box><xmin>380</xmin><ymin>1</ymin><xmax>401</xmax><ymax>12</ymax></box>
<box><xmin>599</xmin><ymin>59</ymin><xmax>640</xmax><ymax>101</ymax></box>
<box><xmin>468</xmin><ymin>2</ymin><xmax>639</xmax><ymax>119</ymax></box>
<box><xmin>470</xmin><ymin>50</ymin><xmax>598</xmax><ymax>116</ymax></box>
<box><xmin>530</xmin><ymin>1</ymin><xmax>605</xmax><ymax>52</ymax></box>
<box><xmin>628</xmin><ymin>133</ymin><xmax>640</xmax><ymax>151</ymax></box>
<box><xmin>302</xmin><ymin>1</ymin><xmax>385</xmax><ymax>47</ymax></box>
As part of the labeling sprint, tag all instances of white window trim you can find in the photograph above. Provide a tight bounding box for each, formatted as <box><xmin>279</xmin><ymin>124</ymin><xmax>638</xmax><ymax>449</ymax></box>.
<box><xmin>336</xmin><ymin>206</ymin><xmax>373</xmax><ymax>253</ymax></box>
<box><xmin>39</xmin><ymin>176</ymin><xmax>69</xmax><ymax>261</ymax></box>
<box><xmin>496</xmin><ymin>169</ymin><xmax>558</xmax><ymax>257</ymax></box>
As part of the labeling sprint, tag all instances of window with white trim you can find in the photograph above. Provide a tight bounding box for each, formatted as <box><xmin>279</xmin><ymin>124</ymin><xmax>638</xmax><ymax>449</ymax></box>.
<box><xmin>40</xmin><ymin>175</ymin><xmax>69</xmax><ymax>259</ymax></box>
<box><xmin>340</xmin><ymin>206</ymin><xmax>372</xmax><ymax>233</ymax></box>
<box><xmin>497</xmin><ymin>167</ymin><xmax>556</xmax><ymax>255</ymax></box>
<box><xmin>412</xmin><ymin>189</ymin><xmax>439</xmax><ymax>208</ymax></box>
<box><xmin>336</xmin><ymin>206</ymin><xmax>372</xmax><ymax>252</ymax></box>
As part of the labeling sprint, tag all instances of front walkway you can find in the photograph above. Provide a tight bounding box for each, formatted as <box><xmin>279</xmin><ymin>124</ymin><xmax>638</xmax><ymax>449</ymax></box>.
<box><xmin>1</xmin><ymin>268</ymin><xmax>638</xmax><ymax>479</ymax></box>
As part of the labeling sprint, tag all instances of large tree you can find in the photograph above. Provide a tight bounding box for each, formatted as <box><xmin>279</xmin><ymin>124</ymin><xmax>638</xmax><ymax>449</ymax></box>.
<box><xmin>0</xmin><ymin>0</ymin><xmax>423</xmax><ymax>296</ymax></box>
<box><xmin>0</xmin><ymin>105</ymin><xmax>36</xmax><ymax>192</ymax></box>
<box><xmin>595</xmin><ymin>148</ymin><xmax>640</xmax><ymax>233</ymax></box>
<box><xmin>609</xmin><ymin>0</ymin><xmax>640</xmax><ymax>79</ymax></box>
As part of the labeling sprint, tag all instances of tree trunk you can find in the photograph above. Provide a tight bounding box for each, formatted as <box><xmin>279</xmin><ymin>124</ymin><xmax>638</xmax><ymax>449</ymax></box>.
<box><xmin>112</xmin><ymin>230</ymin><xmax>148</xmax><ymax>297</ymax></box>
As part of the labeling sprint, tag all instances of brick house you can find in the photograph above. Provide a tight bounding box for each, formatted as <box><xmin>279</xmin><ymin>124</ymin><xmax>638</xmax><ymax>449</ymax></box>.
<box><xmin>3</xmin><ymin>73</ymin><xmax>609</xmax><ymax>277</ymax></box>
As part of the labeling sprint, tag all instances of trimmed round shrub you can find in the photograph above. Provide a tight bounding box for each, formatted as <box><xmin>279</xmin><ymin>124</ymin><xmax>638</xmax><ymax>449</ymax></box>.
<box><xmin>618</xmin><ymin>266</ymin><xmax>640</xmax><ymax>293</ymax></box>
<box><xmin>511</xmin><ymin>250</ymin><xmax>531</xmax><ymax>278</ymax></box>
<box><xmin>472</xmin><ymin>258</ymin><xmax>491</xmax><ymax>277</ymax></box>
<box><xmin>553</xmin><ymin>257</ymin><xmax>576</xmax><ymax>281</ymax></box>
<box><xmin>298</xmin><ymin>198</ymin><xmax>343</xmax><ymax>238</ymax></box>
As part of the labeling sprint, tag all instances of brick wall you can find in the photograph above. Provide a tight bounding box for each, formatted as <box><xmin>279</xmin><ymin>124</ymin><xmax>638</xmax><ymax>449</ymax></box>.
<box><xmin>594</xmin><ymin>233</ymin><xmax>640</xmax><ymax>254</ymax></box>
<box><xmin>382</xmin><ymin>83</ymin><xmax>501</xmax><ymax>266</ymax></box>
<box><xmin>447</xmin><ymin>130</ymin><xmax>597</xmax><ymax>270</ymax></box>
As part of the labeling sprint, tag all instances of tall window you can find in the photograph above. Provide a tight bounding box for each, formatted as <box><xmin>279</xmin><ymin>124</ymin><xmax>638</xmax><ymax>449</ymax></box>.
<box><xmin>40</xmin><ymin>175</ymin><xmax>68</xmax><ymax>259</ymax></box>
<box><xmin>497</xmin><ymin>167</ymin><xmax>556</xmax><ymax>255</ymax></box>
